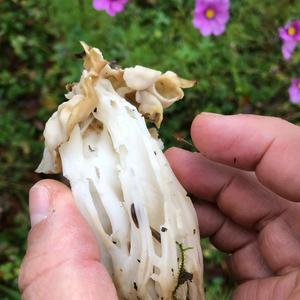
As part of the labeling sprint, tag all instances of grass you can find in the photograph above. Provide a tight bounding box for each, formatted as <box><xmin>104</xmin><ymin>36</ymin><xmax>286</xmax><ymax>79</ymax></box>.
<box><xmin>1</xmin><ymin>0</ymin><xmax>300</xmax><ymax>298</ymax></box>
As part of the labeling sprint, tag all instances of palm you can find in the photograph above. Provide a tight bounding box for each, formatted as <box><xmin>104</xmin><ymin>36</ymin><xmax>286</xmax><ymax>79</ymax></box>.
<box><xmin>166</xmin><ymin>114</ymin><xmax>300</xmax><ymax>300</ymax></box>
<box><xmin>229</xmin><ymin>198</ymin><xmax>300</xmax><ymax>300</ymax></box>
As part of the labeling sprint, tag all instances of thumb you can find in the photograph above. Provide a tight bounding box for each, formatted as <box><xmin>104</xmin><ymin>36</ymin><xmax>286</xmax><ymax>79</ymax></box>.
<box><xmin>19</xmin><ymin>179</ymin><xmax>117</xmax><ymax>300</ymax></box>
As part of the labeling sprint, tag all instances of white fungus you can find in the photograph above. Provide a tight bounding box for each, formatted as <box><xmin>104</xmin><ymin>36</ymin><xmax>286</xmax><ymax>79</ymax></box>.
<box><xmin>37</xmin><ymin>42</ymin><xmax>204</xmax><ymax>300</ymax></box>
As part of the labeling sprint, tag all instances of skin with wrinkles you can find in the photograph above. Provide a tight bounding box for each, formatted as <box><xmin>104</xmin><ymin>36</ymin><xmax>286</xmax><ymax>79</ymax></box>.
<box><xmin>166</xmin><ymin>113</ymin><xmax>300</xmax><ymax>300</ymax></box>
<box><xmin>20</xmin><ymin>113</ymin><xmax>300</xmax><ymax>299</ymax></box>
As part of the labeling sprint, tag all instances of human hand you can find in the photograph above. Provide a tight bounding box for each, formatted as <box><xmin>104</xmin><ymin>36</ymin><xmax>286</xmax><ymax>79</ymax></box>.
<box><xmin>165</xmin><ymin>113</ymin><xmax>300</xmax><ymax>300</ymax></box>
<box><xmin>19</xmin><ymin>179</ymin><xmax>117</xmax><ymax>300</ymax></box>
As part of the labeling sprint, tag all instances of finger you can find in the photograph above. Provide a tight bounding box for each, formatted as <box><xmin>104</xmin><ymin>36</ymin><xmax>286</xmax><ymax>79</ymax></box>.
<box><xmin>258</xmin><ymin>217</ymin><xmax>300</xmax><ymax>275</ymax></box>
<box><xmin>228</xmin><ymin>241</ymin><xmax>273</xmax><ymax>281</ymax></box>
<box><xmin>195</xmin><ymin>201</ymin><xmax>256</xmax><ymax>253</ymax></box>
<box><xmin>19</xmin><ymin>179</ymin><xmax>117</xmax><ymax>300</ymax></box>
<box><xmin>165</xmin><ymin>148</ymin><xmax>285</xmax><ymax>230</ymax></box>
<box><xmin>195</xmin><ymin>202</ymin><xmax>272</xmax><ymax>280</ymax></box>
<box><xmin>191</xmin><ymin>113</ymin><xmax>300</xmax><ymax>202</ymax></box>
<box><xmin>232</xmin><ymin>270</ymin><xmax>299</xmax><ymax>300</ymax></box>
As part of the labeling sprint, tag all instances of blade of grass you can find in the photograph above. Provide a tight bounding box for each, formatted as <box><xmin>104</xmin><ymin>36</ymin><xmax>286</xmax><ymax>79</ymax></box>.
<box><xmin>0</xmin><ymin>284</ymin><xmax>20</xmax><ymax>300</ymax></box>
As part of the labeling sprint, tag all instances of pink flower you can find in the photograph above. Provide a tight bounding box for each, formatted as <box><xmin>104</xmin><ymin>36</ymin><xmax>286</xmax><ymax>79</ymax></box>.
<box><xmin>289</xmin><ymin>79</ymin><xmax>300</xmax><ymax>104</ymax></box>
<box><xmin>279</xmin><ymin>20</ymin><xmax>300</xmax><ymax>60</ymax></box>
<box><xmin>193</xmin><ymin>0</ymin><xmax>230</xmax><ymax>36</ymax></box>
<box><xmin>93</xmin><ymin>0</ymin><xmax>128</xmax><ymax>16</ymax></box>
<box><xmin>279</xmin><ymin>20</ymin><xmax>300</xmax><ymax>42</ymax></box>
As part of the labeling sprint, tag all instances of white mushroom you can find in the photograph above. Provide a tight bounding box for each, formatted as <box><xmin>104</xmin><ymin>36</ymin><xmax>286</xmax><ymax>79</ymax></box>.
<box><xmin>37</xmin><ymin>43</ymin><xmax>204</xmax><ymax>300</ymax></box>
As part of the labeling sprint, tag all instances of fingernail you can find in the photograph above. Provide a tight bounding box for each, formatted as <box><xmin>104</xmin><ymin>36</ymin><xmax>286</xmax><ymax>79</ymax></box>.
<box><xmin>29</xmin><ymin>184</ymin><xmax>50</xmax><ymax>227</ymax></box>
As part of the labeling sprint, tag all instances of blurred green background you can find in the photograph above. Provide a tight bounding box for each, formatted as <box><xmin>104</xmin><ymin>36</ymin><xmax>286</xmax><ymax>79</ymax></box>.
<box><xmin>1</xmin><ymin>0</ymin><xmax>300</xmax><ymax>299</ymax></box>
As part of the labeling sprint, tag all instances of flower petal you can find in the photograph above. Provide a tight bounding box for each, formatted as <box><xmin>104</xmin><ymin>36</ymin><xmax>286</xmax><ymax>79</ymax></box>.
<box><xmin>93</xmin><ymin>0</ymin><xmax>128</xmax><ymax>16</ymax></box>
<box><xmin>288</xmin><ymin>79</ymin><xmax>300</xmax><ymax>104</ymax></box>
<box><xmin>111</xmin><ymin>1</ymin><xmax>127</xmax><ymax>14</ymax></box>
<box><xmin>282</xmin><ymin>41</ymin><xmax>297</xmax><ymax>60</ymax></box>
<box><xmin>200</xmin><ymin>21</ymin><xmax>214</xmax><ymax>36</ymax></box>
<box><xmin>212</xmin><ymin>21</ymin><xmax>226</xmax><ymax>36</ymax></box>
<box><xmin>93</xmin><ymin>0</ymin><xmax>109</xmax><ymax>10</ymax></box>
